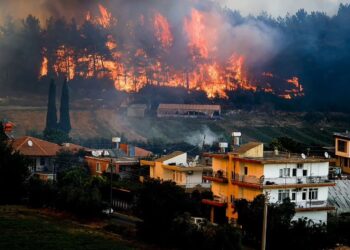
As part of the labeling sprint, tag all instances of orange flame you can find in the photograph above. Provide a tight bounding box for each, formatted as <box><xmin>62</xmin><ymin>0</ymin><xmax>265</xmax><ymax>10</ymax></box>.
<box><xmin>154</xmin><ymin>12</ymin><xmax>173</xmax><ymax>48</ymax></box>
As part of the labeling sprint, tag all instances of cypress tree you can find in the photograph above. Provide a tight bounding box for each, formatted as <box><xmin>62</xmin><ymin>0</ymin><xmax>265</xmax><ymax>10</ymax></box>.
<box><xmin>45</xmin><ymin>79</ymin><xmax>57</xmax><ymax>131</ymax></box>
<box><xmin>59</xmin><ymin>79</ymin><xmax>71</xmax><ymax>133</ymax></box>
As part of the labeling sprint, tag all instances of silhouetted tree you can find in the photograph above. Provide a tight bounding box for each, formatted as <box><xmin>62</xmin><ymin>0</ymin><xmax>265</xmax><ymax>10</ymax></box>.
<box><xmin>45</xmin><ymin>79</ymin><xmax>57</xmax><ymax>131</ymax></box>
<box><xmin>59</xmin><ymin>79</ymin><xmax>71</xmax><ymax>133</ymax></box>
<box><xmin>0</xmin><ymin>134</ymin><xmax>29</xmax><ymax>204</ymax></box>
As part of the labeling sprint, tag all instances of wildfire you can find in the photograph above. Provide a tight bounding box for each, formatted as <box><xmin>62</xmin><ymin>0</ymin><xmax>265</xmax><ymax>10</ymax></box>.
<box><xmin>154</xmin><ymin>12</ymin><xmax>173</xmax><ymax>48</ymax></box>
<box><xmin>184</xmin><ymin>9</ymin><xmax>210</xmax><ymax>58</ymax></box>
<box><xmin>39</xmin><ymin>4</ymin><xmax>305</xmax><ymax>100</ymax></box>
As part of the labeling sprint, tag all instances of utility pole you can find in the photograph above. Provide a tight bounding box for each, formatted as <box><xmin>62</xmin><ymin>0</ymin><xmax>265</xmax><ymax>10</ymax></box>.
<box><xmin>110</xmin><ymin>158</ymin><xmax>113</xmax><ymax>214</ymax></box>
<box><xmin>261</xmin><ymin>192</ymin><xmax>269</xmax><ymax>250</ymax></box>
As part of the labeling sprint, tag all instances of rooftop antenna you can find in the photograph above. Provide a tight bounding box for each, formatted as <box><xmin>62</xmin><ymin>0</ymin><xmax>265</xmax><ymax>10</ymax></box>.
<box><xmin>301</xmin><ymin>153</ymin><xmax>306</xmax><ymax>159</ymax></box>
<box><xmin>324</xmin><ymin>152</ymin><xmax>330</xmax><ymax>159</ymax></box>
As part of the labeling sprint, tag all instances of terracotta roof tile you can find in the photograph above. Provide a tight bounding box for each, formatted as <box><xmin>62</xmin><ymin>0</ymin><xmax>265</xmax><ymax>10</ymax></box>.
<box><xmin>11</xmin><ymin>136</ymin><xmax>61</xmax><ymax>157</ymax></box>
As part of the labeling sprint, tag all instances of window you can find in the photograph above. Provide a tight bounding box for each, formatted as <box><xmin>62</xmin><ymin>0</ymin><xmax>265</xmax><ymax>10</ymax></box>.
<box><xmin>40</xmin><ymin>157</ymin><xmax>45</xmax><ymax>166</ymax></box>
<box><xmin>309</xmin><ymin>188</ymin><xmax>318</xmax><ymax>200</ymax></box>
<box><xmin>338</xmin><ymin>140</ymin><xmax>347</xmax><ymax>153</ymax></box>
<box><xmin>302</xmin><ymin>189</ymin><xmax>307</xmax><ymax>200</ymax></box>
<box><xmin>244</xmin><ymin>166</ymin><xmax>248</xmax><ymax>175</ymax></box>
<box><xmin>230</xmin><ymin>195</ymin><xmax>234</xmax><ymax>203</ymax></box>
<box><xmin>303</xmin><ymin>169</ymin><xmax>308</xmax><ymax>176</ymax></box>
<box><xmin>291</xmin><ymin>190</ymin><xmax>297</xmax><ymax>201</ymax></box>
<box><xmin>279</xmin><ymin>168</ymin><xmax>290</xmax><ymax>177</ymax></box>
<box><xmin>96</xmin><ymin>162</ymin><xmax>101</xmax><ymax>173</ymax></box>
<box><xmin>278</xmin><ymin>190</ymin><xmax>290</xmax><ymax>202</ymax></box>
<box><xmin>292</xmin><ymin>168</ymin><xmax>297</xmax><ymax>177</ymax></box>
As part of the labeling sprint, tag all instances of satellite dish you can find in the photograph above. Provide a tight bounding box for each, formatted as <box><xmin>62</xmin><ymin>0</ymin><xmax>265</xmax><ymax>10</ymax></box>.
<box><xmin>301</xmin><ymin>153</ymin><xmax>306</xmax><ymax>159</ymax></box>
<box><xmin>324</xmin><ymin>152</ymin><xmax>330</xmax><ymax>159</ymax></box>
<box><xmin>27</xmin><ymin>140</ymin><xmax>33</xmax><ymax>147</ymax></box>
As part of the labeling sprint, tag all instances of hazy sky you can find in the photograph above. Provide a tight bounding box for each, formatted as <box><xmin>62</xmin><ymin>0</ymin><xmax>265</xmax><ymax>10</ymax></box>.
<box><xmin>221</xmin><ymin>0</ymin><xmax>350</xmax><ymax>16</ymax></box>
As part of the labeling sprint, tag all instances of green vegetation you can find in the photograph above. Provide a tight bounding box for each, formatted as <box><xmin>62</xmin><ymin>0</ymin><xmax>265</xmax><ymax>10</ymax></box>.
<box><xmin>0</xmin><ymin>124</ymin><xmax>29</xmax><ymax>204</ymax></box>
<box><xmin>0</xmin><ymin>207</ymin><xmax>135</xmax><ymax>250</ymax></box>
<box><xmin>45</xmin><ymin>79</ymin><xmax>58</xmax><ymax>131</ymax></box>
<box><xmin>59</xmin><ymin>79</ymin><xmax>71</xmax><ymax>134</ymax></box>
<box><xmin>134</xmin><ymin>179</ymin><xmax>241</xmax><ymax>249</ymax></box>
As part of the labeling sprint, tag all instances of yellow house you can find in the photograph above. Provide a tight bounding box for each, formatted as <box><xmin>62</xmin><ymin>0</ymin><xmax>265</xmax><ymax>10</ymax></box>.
<box><xmin>141</xmin><ymin>151</ymin><xmax>212</xmax><ymax>190</ymax></box>
<box><xmin>334</xmin><ymin>132</ymin><xmax>350</xmax><ymax>174</ymax></box>
<box><xmin>203</xmin><ymin>142</ymin><xmax>335</xmax><ymax>224</ymax></box>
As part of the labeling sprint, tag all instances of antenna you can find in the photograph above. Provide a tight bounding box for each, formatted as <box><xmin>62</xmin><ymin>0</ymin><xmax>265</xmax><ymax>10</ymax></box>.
<box><xmin>301</xmin><ymin>153</ymin><xmax>306</xmax><ymax>159</ymax></box>
<box><xmin>324</xmin><ymin>152</ymin><xmax>330</xmax><ymax>159</ymax></box>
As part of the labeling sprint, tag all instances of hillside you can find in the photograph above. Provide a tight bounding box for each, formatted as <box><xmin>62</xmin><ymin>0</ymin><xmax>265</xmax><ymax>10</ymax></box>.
<box><xmin>1</xmin><ymin>106</ymin><xmax>349</xmax><ymax>146</ymax></box>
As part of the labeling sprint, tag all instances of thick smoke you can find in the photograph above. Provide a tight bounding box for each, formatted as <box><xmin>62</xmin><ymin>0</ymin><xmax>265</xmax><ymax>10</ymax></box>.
<box><xmin>185</xmin><ymin>126</ymin><xmax>222</xmax><ymax>147</ymax></box>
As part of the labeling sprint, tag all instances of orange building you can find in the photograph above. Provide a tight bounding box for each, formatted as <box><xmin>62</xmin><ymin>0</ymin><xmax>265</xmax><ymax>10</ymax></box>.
<box><xmin>140</xmin><ymin>151</ymin><xmax>212</xmax><ymax>190</ymax></box>
<box><xmin>334</xmin><ymin>132</ymin><xmax>350</xmax><ymax>175</ymax></box>
<box><xmin>203</xmin><ymin>142</ymin><xmax>335</xmax><ymax>224</ymax></box>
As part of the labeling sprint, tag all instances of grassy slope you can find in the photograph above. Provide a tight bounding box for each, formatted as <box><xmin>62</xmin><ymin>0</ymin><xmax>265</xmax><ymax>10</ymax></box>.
<box><xmin>0</xmin><ymin>206</ymin><xmax>136</xmax><ymax>250</ymax></box>
<box><xmin>1</xmin><ymin>107</ymin><xmax>349</xmax><ymax>146</ymax></box>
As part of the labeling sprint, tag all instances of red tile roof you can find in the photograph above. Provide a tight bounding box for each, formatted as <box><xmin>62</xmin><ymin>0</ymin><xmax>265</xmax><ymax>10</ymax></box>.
<box><xmin>11</xmin><ymin>136</ymin><xmax>61</xmax><ymax>157</ymax></box>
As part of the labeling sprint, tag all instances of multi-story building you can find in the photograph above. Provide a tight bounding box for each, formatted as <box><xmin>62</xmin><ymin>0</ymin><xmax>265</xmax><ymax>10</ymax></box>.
<box><xmin>140</xmin><ymin>151</ymin><xmax>212</xmax><ymax>190</ymax></box>
<box><xmin>203</xmin><ymin>142</ymin><xmax>335</xmax><ymax>224</ymax></box>
<box><xmin>334</xmin><ymin>132</ymin><xmax>350</xmax><ymax>175</ymax></box>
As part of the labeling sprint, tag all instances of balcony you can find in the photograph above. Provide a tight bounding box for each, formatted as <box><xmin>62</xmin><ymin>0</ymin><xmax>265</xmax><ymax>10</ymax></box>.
<box><xmin>294</xmin><ymin>200</ymin><xmax>335</xmax><ymax>212</ymax></box>
<box><xmin>263</xmin><ymin>176</ymin><xmax>335</xmax><ymax>189</ymax></box>
<box><xmin>231</xmin><ymin>174</ymin><xmax>335</xmax><ymax>190</ymax></box>
<box><xmin>203</xmin><ymin>171</ymin><xmax>228</xmax><ymax>183</ymax></box>
<box><xmin>202</xmin><ymin>196</ymin><xmax>227</xmax><ymax>207</ymax></box>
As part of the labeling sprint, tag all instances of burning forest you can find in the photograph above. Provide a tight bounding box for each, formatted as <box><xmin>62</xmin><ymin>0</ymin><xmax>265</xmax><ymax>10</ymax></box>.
<box><xmin>28</xmin><ymin>1</ymin><xmax>303</xmax><ymax>100</ymax></box>
<box><xmin>7</xmin><ymin>0</ymin><xmax>350</xmax><ymax>111</ymax></box>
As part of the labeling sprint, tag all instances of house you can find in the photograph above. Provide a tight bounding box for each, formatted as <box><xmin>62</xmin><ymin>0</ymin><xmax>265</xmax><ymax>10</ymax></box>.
<box><xmin>11</xmin><ymin>136</ymin><xmax>61</xmax><ymax>180</ymax></box>
<box><xmin>157</xmin><ymin>104</ymin><xmax>221</xmax><ymax>119</ymax></box>
<box><xmin>127</xmin><ymin>104</ymin><xmax>147</xmax><ymax>118</ymax></box>
<box><xmin>202</xmin><ymin>142</ymin><xmax>335</xmax><ymax>224</ymax></box>
<box><xmin>119</xmin><ymin>143</ymin><xmax>152</xmax><ymax>158</ymax></box>
<box><xmin>86</xmin><ymin>154</ymin><xmax>141</xmax><ymax>179</ymax></box>
<box><xmin>86</xmin><ymin>145</ymin><xmax>152</xmax><ymax>179</ymax></box>
<box><xmin>334</xmin><ymin>132</ymin><xmax>350</xmax><ymax>175</ymax></box>
<box><xmin>140</xmin><ymin>151</ymin><xmax>212</xmax><ymax>191</ymax></box>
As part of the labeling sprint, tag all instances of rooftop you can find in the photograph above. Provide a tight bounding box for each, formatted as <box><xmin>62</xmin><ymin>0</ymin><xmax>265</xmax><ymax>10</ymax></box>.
<box><xmin>11</xmin><ymin>136</ymin><xmax>61</xmax><ymax>157</ymax></box>
<box><xmin>334</xmin><ymin>132</ymin><xmax>350</xmax><ymax>140</ymax></box>
<box><xmin>232</xmin><ymin>142</ymin><xmax>262</xmax><ymax>154</ymax></box>
<box><xmin>158</xmin><ymin>104</ymin><xmax>221</xmax><ymax>111</ymax></box>
<box><xmin>155</xmin><ymin>151</ymin><xmax>185</xmax><ymax>162</ymax></box>
<box><xmin>207</xmin><ymin>151</ymin><xmax>330</xmax><ymax>164</ymax></box>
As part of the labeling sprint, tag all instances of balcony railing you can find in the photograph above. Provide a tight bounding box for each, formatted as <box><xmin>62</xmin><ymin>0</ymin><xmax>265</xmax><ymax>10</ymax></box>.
<box><xmin>231</xmin><ymin>174</ymin><xmax>335</xmax><ymax>189</ymax></box>
<box><xmin>294</xmin><ymin>200</ymin><xmax>335</xmax><ymax>212</ymax></box>
<box><xmin>203</xmin><ymin>171</ymin><xmax>228</xmax><ymax>183</ymax></box>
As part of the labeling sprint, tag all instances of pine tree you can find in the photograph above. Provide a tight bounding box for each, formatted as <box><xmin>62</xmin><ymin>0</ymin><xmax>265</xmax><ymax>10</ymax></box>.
<box><xmin>45</xmin><ymin>79</ymin><xmax>57</xmax><ymax>131</ymax></box>
<box><xmin>59</xmin><ymin>79</ymin><xmax>71</xmax><ymax>133</ymax></box>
